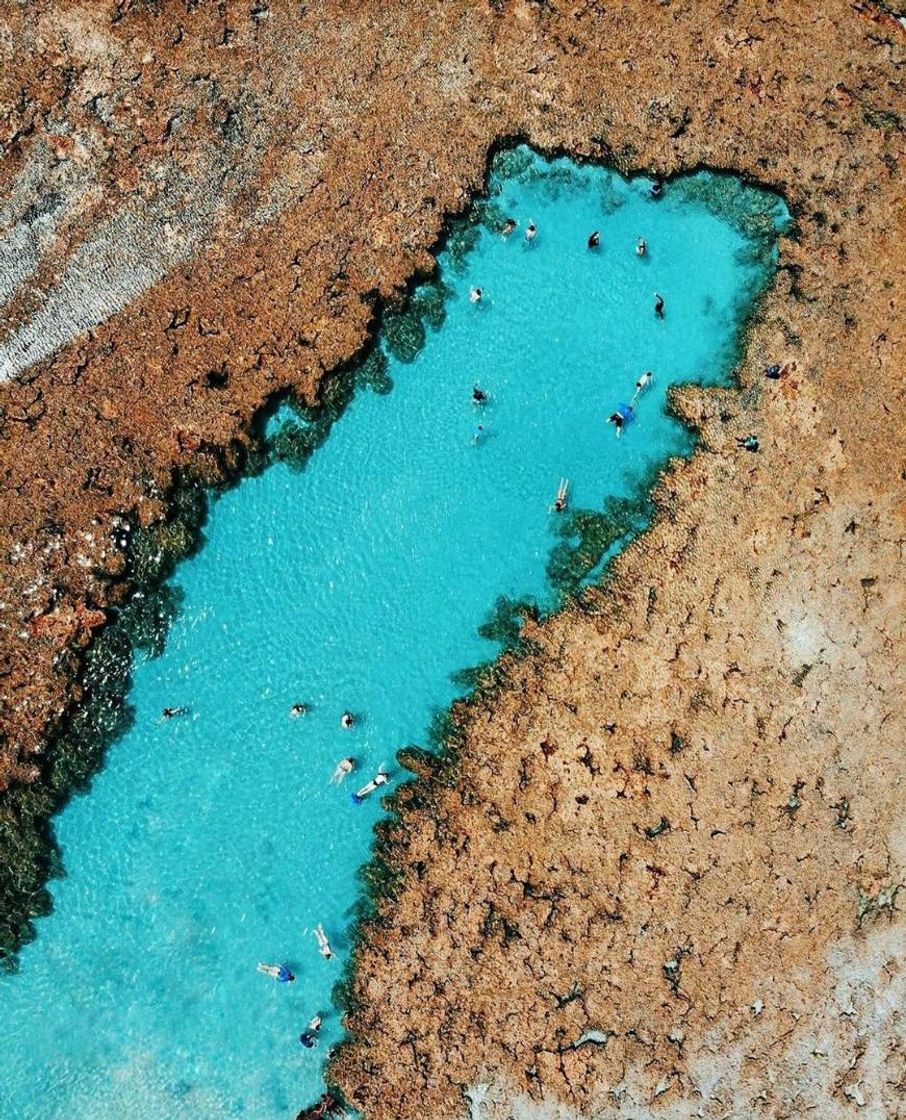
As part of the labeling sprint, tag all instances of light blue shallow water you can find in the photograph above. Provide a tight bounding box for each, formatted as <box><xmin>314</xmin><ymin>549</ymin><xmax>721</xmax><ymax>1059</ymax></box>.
<box><xmin>0</xmin><ymin>149</ymin><xmax>786</xmax><ymax>1119</ymax></box>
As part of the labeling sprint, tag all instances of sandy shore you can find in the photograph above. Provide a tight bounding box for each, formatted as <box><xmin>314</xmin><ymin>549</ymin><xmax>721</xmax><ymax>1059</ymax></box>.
<box><xmin>0</xmin><ymin>1</ymin><xmax>903</xmax><ymax>1115</ymax></box>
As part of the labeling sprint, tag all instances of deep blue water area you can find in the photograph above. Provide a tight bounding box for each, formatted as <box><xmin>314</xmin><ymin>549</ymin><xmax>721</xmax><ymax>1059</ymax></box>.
<box><xmin>0</xmin><ymin>147</ymin><xmax>787</xmax><ymax>1119</ymax></box>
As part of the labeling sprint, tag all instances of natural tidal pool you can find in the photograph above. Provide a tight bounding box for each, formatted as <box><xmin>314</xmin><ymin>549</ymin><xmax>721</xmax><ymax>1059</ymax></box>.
<box><xmin>0</xmin><ymin>147</ymin><xmax>787</xmax><ymax>1119</ymax></box>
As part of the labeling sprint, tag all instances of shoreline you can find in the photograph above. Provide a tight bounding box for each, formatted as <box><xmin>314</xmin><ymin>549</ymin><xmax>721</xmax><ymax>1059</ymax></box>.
<box><xmin>0</xmin><ymin>3</ymin><xmax>903</xmax><ymax>1116</ymax></box>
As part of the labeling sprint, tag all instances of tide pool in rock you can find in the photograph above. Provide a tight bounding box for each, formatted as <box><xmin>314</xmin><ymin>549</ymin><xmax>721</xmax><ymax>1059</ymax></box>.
<box><xmin>0</xmin><ymin>148</ymin><xmax>787</xmax><ymax>1119</ymax></box>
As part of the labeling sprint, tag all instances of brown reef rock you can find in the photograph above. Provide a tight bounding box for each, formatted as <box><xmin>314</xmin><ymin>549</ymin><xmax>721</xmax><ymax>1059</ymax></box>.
<box><xmin>0</xmin><ymin>1</ymin><xmax>903</xmax><ymax>1118</ymax></box>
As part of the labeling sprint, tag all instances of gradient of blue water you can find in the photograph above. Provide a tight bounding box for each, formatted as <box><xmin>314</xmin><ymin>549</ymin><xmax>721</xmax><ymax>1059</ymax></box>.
<box><xmin>0</xmin><ymin>150</ymin><xmax>785</xmax><ymax>1119</ymax></box>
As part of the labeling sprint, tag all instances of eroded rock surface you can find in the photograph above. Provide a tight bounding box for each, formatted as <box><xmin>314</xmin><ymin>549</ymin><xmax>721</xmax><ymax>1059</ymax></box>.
<box><xmin>0</xmin><ymin>1</ymin><xmax>903</xmax><ymax>1116</ymax></box>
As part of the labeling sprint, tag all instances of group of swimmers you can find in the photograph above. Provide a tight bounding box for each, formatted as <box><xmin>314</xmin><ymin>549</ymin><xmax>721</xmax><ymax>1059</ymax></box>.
<box><xmin>257</xmin><ymin>924</ymin><xmax>335</xmax><ymax>1047</ymax></box>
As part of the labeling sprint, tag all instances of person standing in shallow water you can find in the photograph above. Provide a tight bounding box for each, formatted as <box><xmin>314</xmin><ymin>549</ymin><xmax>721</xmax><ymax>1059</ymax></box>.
<box><xmin>587</xmin><ymin>230</ymin><xmax>600</xmax><ymax>249</ymax></box>
<box><xmin>501</xmin><ymin>217</ymin><xmax>517</xmax><ymax>237</ymax></box>
<box><xmin>654</xmin><ymin>293</ymin><xmax>665</xmax><ymax>318</ymax></box>
<box><xmin>525</xmin><ymin>221</ymin><xmax>537</xmax><ymax>243</ymax></box>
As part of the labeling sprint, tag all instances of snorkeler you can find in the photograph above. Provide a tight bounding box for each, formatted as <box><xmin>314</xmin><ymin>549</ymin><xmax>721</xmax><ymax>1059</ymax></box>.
<box><xmin>654</xmin><ymin>293</ymin><xmax>665</xmax><ymax>319</ymax></box>
<box><xmin>257</xmin><ymin>962</ymin><xmax>295</xmax><ymax>983</ymax></box>
<box><xmin>607</xmin><ymin>403</ymin><xmax>634</xmax><ymax>438</ymax></box>
<box><xmin>636</xmin><ymin>237</ymin><xmax>647</xmax><ymax>257</ymax></box>
<box><xmin>469</xmin><ymin>287</ymin><xmax>483</xmax><ymax>304</ymax></box>
<box><xmin>631</xmin><ymin>370</ymin><xmax>654</xmax><ymax>404</ymax></box>
<box><xmin>737</xmin><ymin>435</ymin><xmax>760</xmax><ymax>452</ymax></box>
<box><xmin>314</xmin><ymin>924</ymin><xmax>333</xmax><ymax>960</ymax></box>
<box><xmin>502</xmin><ymin>217</ymin><xmax>517</xmax><ymax>237</ymax></box>
<box><xmin>651</xmin><ymin>179</ymin><xmax>664</xmax><ymax>199</ymax></box>
<box><xmin>588</xmin><ymin>230</ymin><xmax>600</xmax><ymax>249</ymax></box>
<box><xmin>525</xmin><ymin>221</ymin><xmax>537</xmax><ymax>243</ymax></box>
<box><xmin>340</xmin><ymin>711</ymin><xmax>355</xmax><ymax>729</ymax></box>
<box><xmin>472</xmin><ymin>384</ymin><xmax>488</xmax><ymax>405</ymax></box>
<box><xmin>331</xmin><ymin>757</ymin><xmax>356</xmax><ymax>784</ymax></box>
<box><xmin>160</xmin><ymin>706</ymin><xmax>189</xmax><ymax>721</ymax></box>
<box><xmin>352</xmin><ymin>766</ymin><xmax>390</xmax><ymax>804</ymax></box>
<box><xmin>299</xmin><ymin>1012</ymin><xmax>323</xmax><ymax>1046</ymax></box>
<box><xmin>290</xmin><ymin>703</ymin><xmax>308</xmax><ymax>719</ymax></box>
<box><xmin>550</xmin><ymin>478</ymin><xmax>570</xmax><ymax>513</ymax></box>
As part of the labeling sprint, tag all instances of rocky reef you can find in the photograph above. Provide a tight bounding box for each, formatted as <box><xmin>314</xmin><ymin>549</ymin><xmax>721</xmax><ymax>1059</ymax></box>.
<box><xmin>0</xmin><ymin>1</ymin><xmax>903</xmax><ymax>1117</ymax></box>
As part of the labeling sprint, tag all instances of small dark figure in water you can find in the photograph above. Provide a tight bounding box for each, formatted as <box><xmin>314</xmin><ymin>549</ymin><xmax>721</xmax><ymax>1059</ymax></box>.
<box><xmin>472</xmin><ymin>384</ymin><xmax>488</xmax><ymax>405</ymax></box>
<box><xmin>472</xmin><ymin>423</ymin><xmax>486</xmax><ymax>446</ymax></box>
<box><xmin>636</xmin><ymin>237</ymin><xmax>647</xmax><ymax>257</ymax></box>
<box><xmin>737</xmin><ymin>435</ymin><xmax>760</xmax><ymax>452</ymax></box>
<box><xmin>296</xmin><ymin>1092</ymin><xmax>343</xmax><ymax>1120</ymax></box>
<box><xmin>299</xmin><ymin>1013</ymin><xmax>323</xmax><ymax>1047</ymax></box>
<box><xmin>654</xmin><ymin>293</ymin><xmax>665</xmax><ymax>319</ymax></box>
<box><xmin>290</xmin><ymin>703</ymin><xmax>308</xmax><ymax>718</ymax></box>
<box><xmin>502</xmin><ymin>218</ymin><xmax>517</xmax><ymax>237</ymax></box>
<box><xmin>588</xmin><ymin>230</ymin><xmax>600</xmax><ymax>249</ymax></box>
<box><xmin>651</xmin><ymin>179</ymin><xmax>664</xmax><ymax>199</ymax></box>
<box><xmin>161</xmin><ymin>706</ymin><xmax>188</xmax><ymax>721</ymax></box>
<box><xmin>525</xmin><ymin>222</ymin><xmax>537</xmax><ymax>242</ymax></box>
<box><xmin>340</xmin><ymin>711</ymin><xmax>355</xmax><ymax>729</ymax></box>
<box><xmin>764</xmin><ymin>363</ymin><xmax>782</xmax><ymax>379</ymax></box>
<box><xmin>469</xmin><ymin>287</ymin><xmax>483</xmax><ymax>304</ymax></box>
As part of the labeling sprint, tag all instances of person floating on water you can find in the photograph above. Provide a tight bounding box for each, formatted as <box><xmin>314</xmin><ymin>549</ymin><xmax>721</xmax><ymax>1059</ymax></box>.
<box><xmin>550</xmin><ymin>478</ymin><xmax>570</xmax><ymax>513</ymax></box>
<box><xmin>588</xmin><ymin>230</ymin><xmax>600</xmax><ymax>249</ymax></box>
<box><xmin>502</xmin><ymin>217</ymin><xmax>517</xmax><ymax>237</ymax></box>
<box><xmin>472</xmin><ymin>384</ymin><xmax>488</xmax><ymax>405</ymax></box>
<box><xmin>651</xmin><ymin>179</ymin><xmax>663</xmax><ymax>199</ymax></box>
<box><xmin>631</xmin><ymin>370</ymin><xmax>654</xmax><ymax>404</ymax></box>
<box><xmin>472</xmin><ymin>423</ymin><xmax>486</xmax><ymax>446</ymax></box>
<box><xmin>314</xmin><ymin>924</ymin><xmax>333</xmax><ymax>960</ymax></box>
<box><xmin>525</xmin><ymin>221</ymin><xmax>537</xmax><ymax>243</ymax></box>
<box><xmin>160</xmin><ymin>706</ymin><xmax>188</xmax><ymax>721</ymax></box>
<box><xmin>257</xmin><ymin>962</ymin><xmax>295</xmax><ymax>983</ymax></box>
<box><xmin>636</xmin><ymin>237</ymin><xmax>647</xmax><ymax>257</ymax></box>
<box><xmin>654</xmin><ymin>293</ymin><xmax>665</xmax><ymax>319</ymax></box>
<box><xmin>607</xmin><ymin>403</ymin><xmax>634</xmax><ymax>438</ymax></box>
<box><xmin>352</xmin><ymin>766</ymin><xmax>389</xmax><ymax>804</ymax></box>
<box><xmin>469</xmin><ymin>287</ymin><xmax>483</xmax><ymax>304</ymax></box>
<box><xmin>299</xmin><ymin>1015</ymin><xmax>323</xmax><ymax>1048</ymax></box>
<box><xmin>340</xmin><ymin>711</ymin><xmax>355</xmax><ymax>729</ymax></box>
<box><xmin>737</xmin><ymin>435</ymin><xmax>760</xmax><ymax>452</ymax></box>
<box><xmin>331</xmin><ymin>757</ymin><xmax>356</xmax><ymax>784</ymax></box>
<box><xmin>290</xmin><ymin>703</ymin><xmax>308</xmax><ymax>719</ymax></box>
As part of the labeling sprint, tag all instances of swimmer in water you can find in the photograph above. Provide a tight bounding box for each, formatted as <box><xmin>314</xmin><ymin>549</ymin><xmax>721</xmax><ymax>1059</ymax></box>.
<box><xmin>257</xmin><ymin>962</ymin><xmax>295</xmax><ymax>983</ymax></box>
<box><xmin>331</xmin><ymin>757</ymin><xmax>356</xmax><ymax>784</ymax></box>
<box><xmin>314</xmin><ymin>924</ymin><xmax>333</xmax><ymax>960</ymax></box>
<box><xmin>550</xmin><ymin>478</ymin><xmax>569</xmax><ymax>513</ymax></box>
<box><xmin>525</xmin><ymin>221</ymin><xmax>537</xmax><ymax>243</ymax></box>
<box><xmin>469</xmin><ymin>287</ymin><xmax>483</xmax><ymax>304</ymax></box>
<box><xmin>631</xmin><ymin>370</ymin><xmax>653</xmax><ymax>404</ymax></box>
<box><xmin>472</xmin><ymin>384</ymin><xmax>488</xmax><ymax>405</ymax></box>
<box><xmin>340</xmin><ymin>711</ymin><xmax>355</xmax><ymax>729</ymax></box>
<box><xmin>502</xmin><ymin>217</ymin><xmax>517</xmax><ymax>237</ymax></box>
<box><xmin>636</xmin><ymin>237</ymin><xmax>647</xmax><ymax>257</ymax></box>
<box><xmin>654</xmin><ymin>293</ymin><xmax>665</xmax><ymax>319</ymax></box>
<box><xmin>352</xmin><ymin>766</ymin><xmax>390</xmax><ymax>804</ymax></box>
<box><xmin>472</xmin><ymin>423</ymin><xmax>486</xmax><ymax>446</ymax></box>
<box><xmin>290</xmin><ymin>703</ymin><xmax>308</xmax><ymax>719</ymax></box>
<box><xmin>588</xmin><ymin>230</ymin><xmax>600</xmax><ymax>249</ymax></box>
<box><xmin>299</xmin><ymin>1014</ymin><xmax>323</xmax><ymax>1048</ymax></box>
<box><xmin>160</xmin><ymin>706</ymin><xmax>189</xmax><ymax>721</ymax></box>
<box><xmin>607</xmin><ymin>404</ymin><xmax>634</xmax><ymax>438</ymax></box>
<box><xmin>651</xmin><ymin>179</ymin><xmax>663</xmax><ymax>199</ymax></box>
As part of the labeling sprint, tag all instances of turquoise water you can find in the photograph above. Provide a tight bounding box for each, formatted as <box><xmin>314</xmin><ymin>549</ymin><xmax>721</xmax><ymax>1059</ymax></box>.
<box><xmin>0</xmin><ymin>149</ymin><xmax>786</xmax><ymax>1119</ymax></box>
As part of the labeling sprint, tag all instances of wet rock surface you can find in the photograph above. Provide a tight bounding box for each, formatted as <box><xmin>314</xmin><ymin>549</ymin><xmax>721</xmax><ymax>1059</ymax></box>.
<box><xmin>0</xmin><ymin>1</ymin><xmax>903</xmax><ymax>1116</ymax></box>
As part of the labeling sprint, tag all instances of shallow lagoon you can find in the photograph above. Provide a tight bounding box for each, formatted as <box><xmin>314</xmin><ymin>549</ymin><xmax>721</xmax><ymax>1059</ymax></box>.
<box><xmin>0</xmin><ymin>148</ymin><xmax>786</xmax><ymax>1119</ymax></box>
